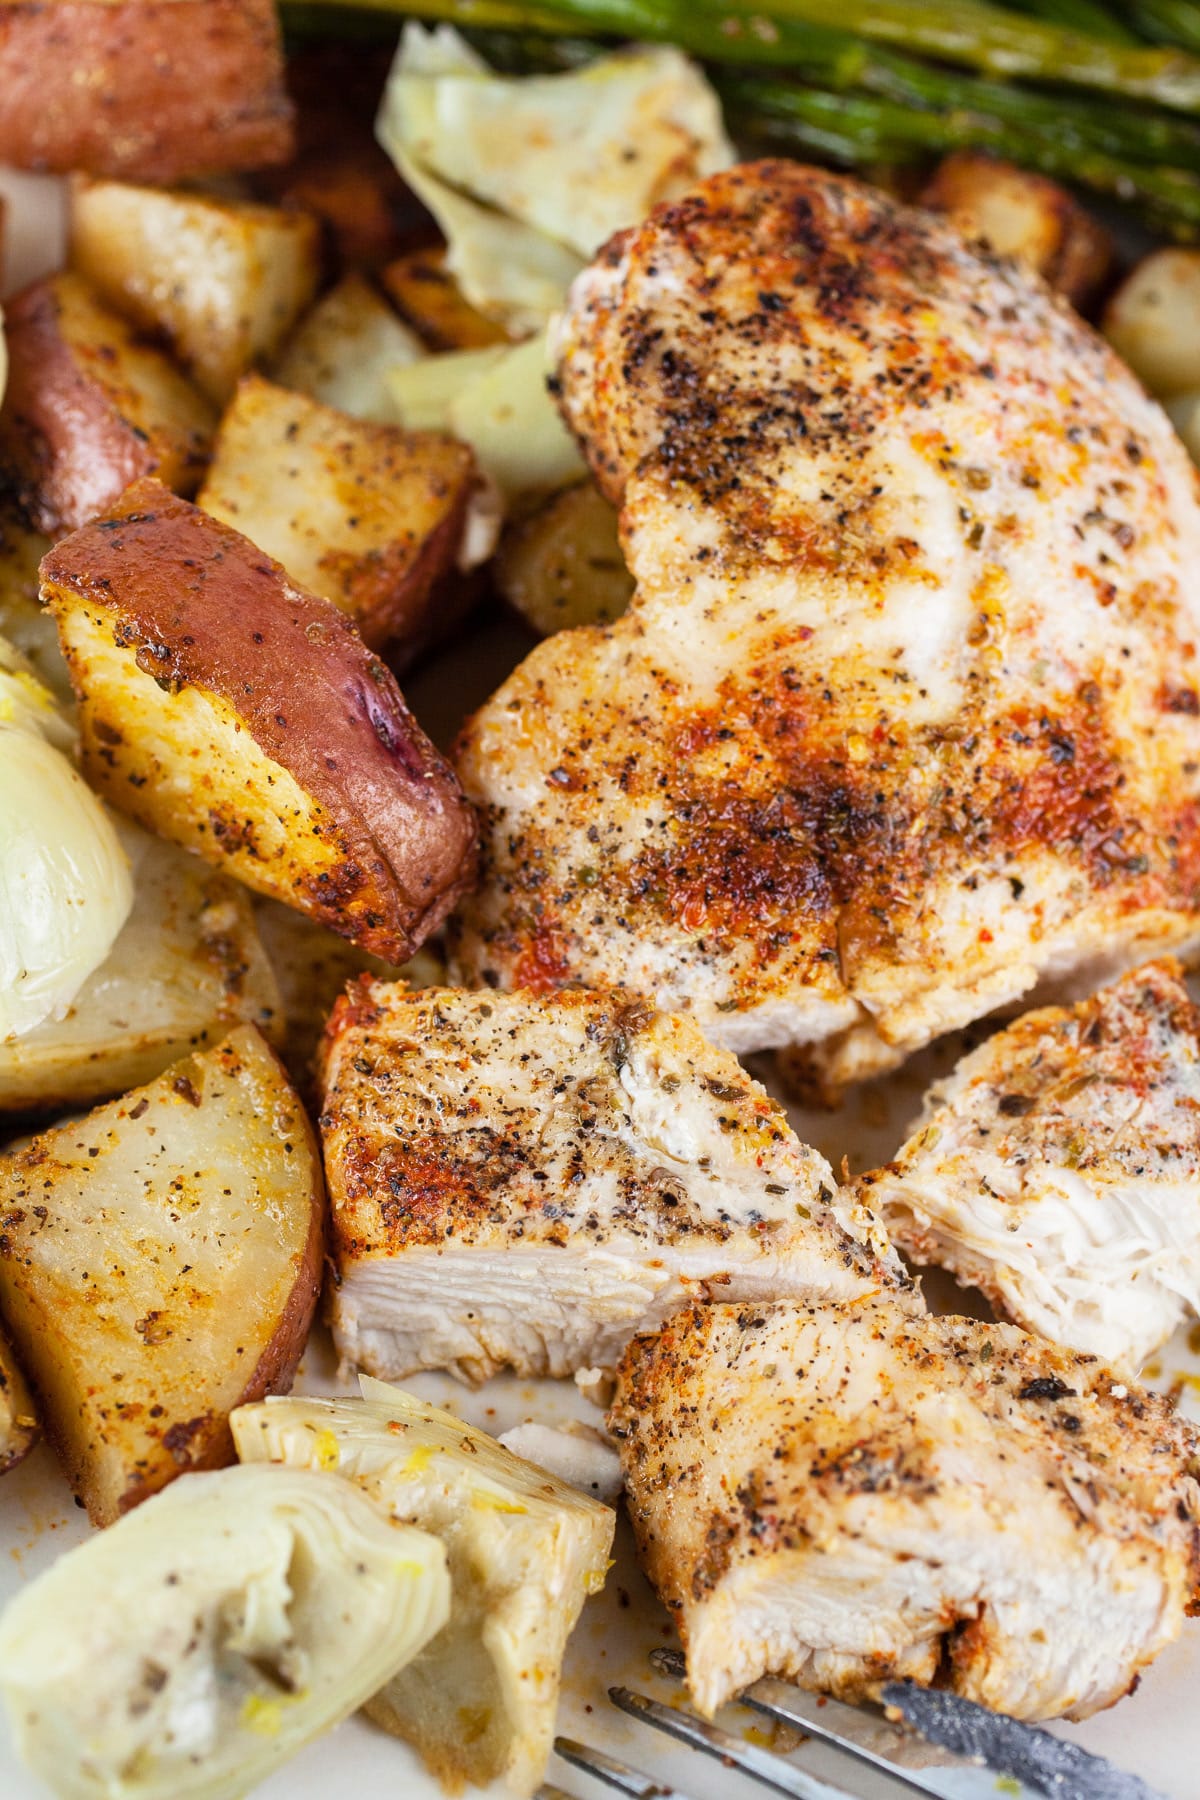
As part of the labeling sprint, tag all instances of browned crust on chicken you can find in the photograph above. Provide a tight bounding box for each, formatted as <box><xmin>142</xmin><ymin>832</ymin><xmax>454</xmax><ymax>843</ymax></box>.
<box><xmin>611</xmin><ymin>1298</ymin><xmax>1200</xmax><ymax>1720</ymax></box>
<box><xmin>454</xmin><ymin>162</ymin><xmax>1200</xmax><ymax>1071</ymax></box>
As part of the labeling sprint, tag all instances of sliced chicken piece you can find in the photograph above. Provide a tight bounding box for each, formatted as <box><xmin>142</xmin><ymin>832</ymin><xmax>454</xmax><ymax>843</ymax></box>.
<box><xmin>610</xmin><ymin>1299</ymin><xmax>1200</xmax><ymax>1722</ymax></box>
<box><xmin>860</xmin><ymin>959</ymin><xmax>1200</xmax><ymax>1373</ymax></box>
<box><xmin>452</xmin><ymin>161</ymin><xmax>1200</xmax><ymax>1081</ymax></box>
<box><xmin>318</xmin><ymin>980</ymin><xmax>910</xmax><ymax>1383</ymax></box>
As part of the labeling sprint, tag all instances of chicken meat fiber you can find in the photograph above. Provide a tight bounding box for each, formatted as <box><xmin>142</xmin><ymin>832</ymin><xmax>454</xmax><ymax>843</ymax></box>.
<box><xmin>611</xmin><ymin>1298</ymin><xmax>1200</xmax><ymax>1721</ymax></box>
<box><xmin>453</xmin><ymin>161</ymin><xmax>1200</xmax><ymax>1082</ymax></box>
<box><xmin>861</xmin><ymin>958</ymin><xmax>1200</xmax><ymax>1372</ymax></box>
<box><xmin>318</xmin><ymin>980</ymin><xmax>909</xmax><ymax>1383</ymax></box>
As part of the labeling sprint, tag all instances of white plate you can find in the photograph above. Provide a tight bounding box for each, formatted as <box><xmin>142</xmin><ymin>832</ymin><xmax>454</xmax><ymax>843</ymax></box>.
<box><xmin>0</xmin><ymin>172</ymin><xmax>1196</xmax><ymax>1800</ymax></box>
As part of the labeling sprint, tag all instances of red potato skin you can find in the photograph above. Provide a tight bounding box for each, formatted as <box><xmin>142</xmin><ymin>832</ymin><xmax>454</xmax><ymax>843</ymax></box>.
<box><xmin>0</xmin><ymin>278</ymin><xmax>214</xmax><ymax>535</ymax></box>
<box><xmin>0</xmin><ymin>0</ymin><xmax>293</xmax><ymax>182</ymax></box>
<box><xmin>42</xmin><ymin>478</ymin><xmax>479</xmax><ymax>961</ymax></box>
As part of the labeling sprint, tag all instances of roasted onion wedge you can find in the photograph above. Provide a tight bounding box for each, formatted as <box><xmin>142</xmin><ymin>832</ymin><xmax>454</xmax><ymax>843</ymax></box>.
<box><xmin>0</xmin><ymin>1463</ymin><xmax>450</xmax><ymax>1800</ymax></box>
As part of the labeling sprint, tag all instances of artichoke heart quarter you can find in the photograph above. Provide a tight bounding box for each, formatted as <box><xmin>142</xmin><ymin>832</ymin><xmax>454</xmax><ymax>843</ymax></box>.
<box><xmin>0</xmin><ymin>1463</ymin><xmax>450</xmax><ymax>1800</ymax></box>
<box><xmin>232</xmin><ymin>1379</ymin><xmax>616</xmax><ymax>1797</ymax></box>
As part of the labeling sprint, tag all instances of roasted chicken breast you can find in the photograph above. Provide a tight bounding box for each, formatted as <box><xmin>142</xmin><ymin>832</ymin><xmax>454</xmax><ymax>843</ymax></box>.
<box><xmin>860</xmin><ymin>959</ymin><xmax>1200</xmax><ymax>1372</ymax></box>
<box><xmin>611</xmin><ymin>1299</ymin><xmax>1200</xmax><ymax>1722</ymax></box>
<box><xmin>319</xmin><ymin>981</ymin><xmax>909</xmax><ymax>1383</ymax></box>
<box><xmin>453</xmin><ymin>161</ymin><xmax>1200</xmax><ymax>1081</ymax></box>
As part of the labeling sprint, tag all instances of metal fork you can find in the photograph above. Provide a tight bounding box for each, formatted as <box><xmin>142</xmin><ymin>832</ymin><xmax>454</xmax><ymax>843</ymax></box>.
<box><xmin>536</xmin><ymin>1648</ymin><xmax>1168</xmax><ymax>1800</ymax></box>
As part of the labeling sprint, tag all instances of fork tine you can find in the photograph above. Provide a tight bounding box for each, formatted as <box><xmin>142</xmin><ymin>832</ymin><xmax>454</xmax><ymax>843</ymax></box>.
<box><xmin>553</xmin><ymin>1732</ymin><xmax>698</xmax><ymax>1798</ymax></box>
<box><xmin>607</xmin><ymin>1685</ymin><xmax>866</xmax><ymax>1800</ymax></box>
<box><xmin>647</xmin><ymin>1647</ymin><xmax>994</xmax><ymax>1796</ymax></box>
<box><xmin>648</xmin><ymin>1648</ymin><xmax>970</xmax><ymax>1790</ymax></box>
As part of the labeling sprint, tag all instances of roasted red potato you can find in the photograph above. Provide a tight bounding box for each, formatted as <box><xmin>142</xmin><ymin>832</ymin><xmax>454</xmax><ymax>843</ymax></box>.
<box><xmin>922</xmin><ymin>151</ymin><xmax>1113</xmax><ymax>310</ymax></box>
<box><xmin>41</xmin><ymin>479</ymin><xmax>478</xmax><ymax>962</ymax></box>
<box><xmin>70</xmin><ymin>179</ymin><xmax>322</xmax><ymax>408</ymax></box>
<box><xmin>198</xmin><ymin>374</ymin><xmax>476</xmax><ymax>651</ymax></box>
<box><xmin>271</xmin><ymin>274</ymin><xmax>425</xmax><ymax>422</ymax></box>
<box><xmin>0</xmin><ymin>273</ymin><xmax>215</xmax><ymax>534</ymax></box>
<box><xmin>0</xmin><ymin>1025</ymin><xmax>323</xmax><ymax>1525</ymax></box>
<box><xmin>0</xmin><ymin>0</ymin><xmax>292</xmax><ymax>183</ymax></box>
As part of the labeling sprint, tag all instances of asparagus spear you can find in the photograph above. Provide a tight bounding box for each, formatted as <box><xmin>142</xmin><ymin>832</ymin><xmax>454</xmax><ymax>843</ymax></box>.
<box><xmin>720</xmin><ymin>71</ymin><xmax>1200</xmax><ymax>233</ymax></box>
<box><xmin>1005</xmin><ymin>0</ymin><xmax>1138</xmax><ymax>42</ymax></box>
<box><xmin>1124</xmin><ymin>0</ymin><xmax>1200</xmax><ymax>52</ymax></box>
<box><xmin>750</xmin><ymin>0</ymin><xmax>1200</xmax><ymax>107</ymax></box>
<box><xmin>293</xmin><ymin>0</ymin><xmax>1200</xmax><ymax>125</ymax></box>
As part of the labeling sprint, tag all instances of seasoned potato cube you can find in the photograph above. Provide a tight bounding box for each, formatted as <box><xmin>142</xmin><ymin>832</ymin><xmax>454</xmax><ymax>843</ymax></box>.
<box><xmin>0</xmin><ymin>1024</ymin><xmax>324</xmax><ymax>1525</ymax></box>
<box><xmin>0</xmin><ymin>0</ymin><xmax>292</xmax><ymax>184</ymax></box>
<box><xmin>0</xmin><ymin>819</ymin><xmax>282</xmax><ymax>1114</ymax></box>
<box><xmin>922</xmin><ymin>152</ymin><xmax>1112</xmax><ymax>309</ymax></box>
<box><xmin>1104</xmin><ymin>248</ymin><xmax>1200</xmax><ymax>398</ymax></box>
<box><xmin>70</xmin><ymin>178</ymin><xmax>320</xmax><ymax>407</ymax></box>
<box><xmin>382</xmin><ymin>247</ymin><xmax>509</xmax><ymax>351</ymax></box>
<box><xmin>0</xmin><ymin>1333</ymin><xmax>38</xmax><ymax>1476</ymax></box>
<box><xmin>198</xmin><ymin>374</ymin><xmax>473</xmax><ymax>650</ymax></box>
<box><xmin>42</xmin><ymin>479</ymin><xmax>478</xmax><ymax>963</ymax></box>
<box><xmin>0</xmin><ymin>272</ymin><xmax>215</xmax><ymax>533</ymax></box>
<box><xmin>271</xmin><ymin>274</ymin><xmax>425</xmax><ymax>422</ymax></box>
<box><xmin>497</xmin><ymin>482</ymin><xmax>633</xmax><ymax>636</ymax></box>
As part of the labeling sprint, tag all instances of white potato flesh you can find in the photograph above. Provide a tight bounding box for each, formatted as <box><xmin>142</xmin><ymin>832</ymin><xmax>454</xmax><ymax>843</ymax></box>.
<box><xmin>1103</xmin><ymin>248</ymin><xmax>1200</xmax><ymax>398</ymax></box>
<box><xmin>271</xmin><ymin>274</ymin><xmax>425</xmax><ymax>423</ymax></box>
<box><xmin>0</xmin><ymin>1463</ymin><xmax>450</xmax><ymax>1800</ymax></box>
<box><xmin>69</xmin><ymin>177</ymin><xmax>320</xmax><ymax>407</ymax></box>
<box><xmin>233</xmin><ymin>1378</ymin><xmax>614</xmax><ymax>1797</ymax></box>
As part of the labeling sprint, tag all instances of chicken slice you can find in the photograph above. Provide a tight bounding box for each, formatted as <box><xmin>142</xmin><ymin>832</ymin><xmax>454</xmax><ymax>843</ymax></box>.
<box><xmin>610</xmin><ymin>1299</ymin><xmax>1200</xmax><ymax>1722</ymax></box>
<box><xmin>860</xmin><ymin>959</ymin><xmax>1200</xmax><ymax>1372</ymax></box>
<box><xmin>232</xmin><ymin>1379</ymin><xmax>614</xmax><ymax>1798</ymax></box>
<box><xmin>318</xmin><ymin>980</ymin><xmax>910</xmax><ymax>1383</ymax></box>
<box><xmin>452</xmin><ymin>161</ymin><xmax>1200</xmax><ymax>1080</ymax></box>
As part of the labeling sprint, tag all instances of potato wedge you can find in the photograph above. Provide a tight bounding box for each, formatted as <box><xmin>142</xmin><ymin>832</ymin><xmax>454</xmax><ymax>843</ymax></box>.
<box><xmin>198</xmin><ymin>374</ymin><xmax>474</xmax><ymax>651</ymax></box>
<box><xmin>0</xmin><ymin>1332</ymin><xmax>38</xmax><ymax>1476</ymax></box>
<box><xmin>0</xmin><ymin>1024</ymin><xmax>323</xmax><ymax>1524</ymax></box>
<box><xmin>42</xmin><ymin>479</ymin><xmax>478</xmax><ymax>962</ymax></box>
<box><xmin>496</xmin><ymin>481</ymin><xmax>633</xmax><ymax>636</ymax></box>
<box><xmin>70</xmin><ymin>178</ymin><xmax>320</xmax><ymax>407</ymax></box>
<box><xmin>1104</xmin><ymin>248</ymin><xmax>1200</xmax><ymax>398</ymax></box>
<box><xmin>271</xmin><ymin>274</ymin><xmax>424</xmax><ymax>422</ymax></box>
<box><xmin>0</xmin><ymin>817</ymin><xmax>282</xmax><ymax>1114</ymax></box>
<box><xmin>921</xmin><ymin>151</ymin><xmax>1112</xmax><ymax>309</ymax></box>
<box><xmin>0</xmin><ymin>272</ymin><xmax>215</xmax><ymax>534</ymax></box>
<box><xmin>381</xmin><ymin>247</ymin><xmax>509</xmax><ymax>351</ymax></box>
<box><xmin>0</xmin><ymin>507</ymin><xmax>69</xmax><ymax>706</ymax></box>
<box><xmin>0</xmin><ymin>0</ymin><xmax>292</xmax><ymax>183</ymax></box>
